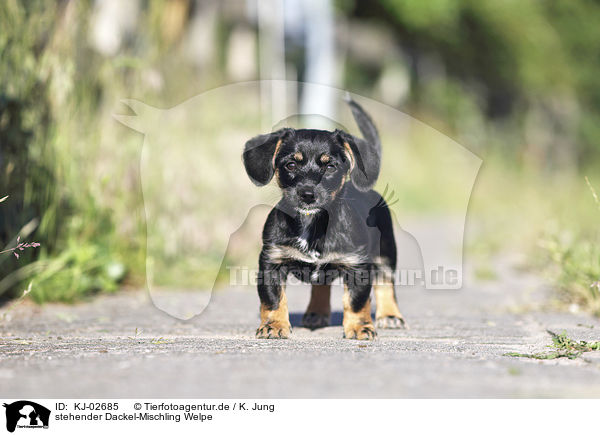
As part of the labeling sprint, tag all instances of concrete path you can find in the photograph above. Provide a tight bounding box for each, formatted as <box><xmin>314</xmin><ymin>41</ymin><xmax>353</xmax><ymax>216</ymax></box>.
<box><xmin>1</xmin><ymin>251</ymin><xmax>600</xmax><ymax>398</ymax></box>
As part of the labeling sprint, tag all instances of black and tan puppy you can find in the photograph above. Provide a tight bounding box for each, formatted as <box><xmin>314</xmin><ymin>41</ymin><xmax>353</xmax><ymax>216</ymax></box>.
<box><xmin>243</xmin><ymin>98</ymin><xmax>405</xmax><ymax>340</ymax></box>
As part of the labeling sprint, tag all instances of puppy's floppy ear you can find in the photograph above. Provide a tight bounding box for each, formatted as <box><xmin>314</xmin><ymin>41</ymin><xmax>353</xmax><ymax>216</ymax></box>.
<box><xmin>243</xmin><ymin>128</ymin><xmax>292</xmax><ymax>186</ymax></box>
<box><xmin>335</xmin><ymin>98</ymin><xmax>382</xmax><ymax>191</ymax></box>
<box><xmin>335</xmin><ymin>129</ymin><xmax>381</xmax><ymax>191</ymax></box>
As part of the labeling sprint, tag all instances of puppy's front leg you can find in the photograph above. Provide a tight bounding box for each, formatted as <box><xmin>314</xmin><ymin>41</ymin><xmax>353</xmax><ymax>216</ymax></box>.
<box><xmin>256</xmin><ymin>256</ymin><xmax>291</xmax><ymax>339</ymax></box>
<box><xmin>342</xmin><ymin>269</ymin><xmax>376</xmax><ymax>340</ymax></box>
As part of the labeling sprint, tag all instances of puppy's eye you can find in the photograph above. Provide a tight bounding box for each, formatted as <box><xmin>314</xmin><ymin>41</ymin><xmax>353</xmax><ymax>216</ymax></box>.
<box><xmin>325</xmin><ymin>164</ymin><xmax>336</xmax><ymax>173</ymax></box>
<box><xmin>285</xmin><ymin>162</ymin><xmax>297</xmax><ymax>171</ymax></box>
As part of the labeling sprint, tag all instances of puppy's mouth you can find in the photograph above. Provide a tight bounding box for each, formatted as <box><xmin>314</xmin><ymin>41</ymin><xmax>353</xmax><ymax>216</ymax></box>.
<box><xmin>294</xmin><ymin>207</ymin><xmax>321</xmax><ymax>216</ymax></box>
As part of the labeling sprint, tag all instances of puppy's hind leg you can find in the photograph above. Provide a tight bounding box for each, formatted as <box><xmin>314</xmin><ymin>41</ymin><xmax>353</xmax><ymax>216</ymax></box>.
<box><xmin>302</xmin><ymin>284</ymin><xmax>331</xmax><ymax>330</ymax></box>
<box><xmin>374</xmin><ymin>276</ymin><xmax>406</xmax><ymax>329</ymax></box>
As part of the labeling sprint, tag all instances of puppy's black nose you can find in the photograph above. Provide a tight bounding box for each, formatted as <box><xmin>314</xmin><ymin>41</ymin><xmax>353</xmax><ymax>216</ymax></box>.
<box><xmin>298</xmin><ymin>187</ymin><xmax>316</xmax><ymax>204</ymax></box>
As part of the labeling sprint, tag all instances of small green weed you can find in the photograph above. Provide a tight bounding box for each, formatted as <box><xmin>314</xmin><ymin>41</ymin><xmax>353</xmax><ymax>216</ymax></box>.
<box><xmin>128</xmin><ymin>328</ymin><xmax>142</xmax><ymax>340</ymax></box>
<box><xmin>151</xmin><ymin>337</ymin><xmax>170</xmax><ymax>345</ymax></box>
<box><xmin>505</xmin><ymin>330</ymin><xmax>600</xmax><ymax>360</ymax></box>
<box><xmin>507</xmin><ymin>367</ymin><xmax>522</xmax><ymax>376</ymax></box>
<box><xmin>474</xmin><ymin>265</ymin><xmax>498</xmax><ymax>281</ymax></box>
<box><xmin>0</xmin><ymin>281</ymin><xmax>32</xmax><ymax>324</ymax></box>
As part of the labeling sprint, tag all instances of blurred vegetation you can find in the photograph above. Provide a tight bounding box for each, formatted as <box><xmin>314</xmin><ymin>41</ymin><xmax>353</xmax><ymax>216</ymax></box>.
<box><xmin>0</xmin><ymin>1</ymin><xmax>138</xmax><ymax>302</ymax></box>
<box><xmin>354</xmin><ymin>0</ymin><xmax>600</xmax><ymax>313</ymax></box>
<box><xmin>537</xmin><ymin>178</ymin><xmax>600</xmax><ymax>315</ymax></box>
<box><xmin>0</xmin><ymin>0</ymin><xmax>599</xmax><ymax>312</ymax></box>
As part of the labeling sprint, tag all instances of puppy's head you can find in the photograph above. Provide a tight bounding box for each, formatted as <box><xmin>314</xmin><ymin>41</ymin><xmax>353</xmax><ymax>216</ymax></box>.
<box><xmin>243</xmin><ymin>126</ymin><xmax>379</xmax><ymax>214</ymax></box>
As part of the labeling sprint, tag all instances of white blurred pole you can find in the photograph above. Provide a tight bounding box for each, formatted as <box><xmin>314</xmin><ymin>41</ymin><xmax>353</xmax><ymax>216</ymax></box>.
<box><xmin>90</xmin><ymin>0</ymin><xmax>140</xmax><ymax>57</ymax></box>
<box><xmin>257</xmin><ymin>0</ymin><xmax>286</xmax><ymax>130</ymax></box>
<box><xmin>300</xmin><ymin>0</ymin><xmax>335</xmax><ymax>119</ymax></box>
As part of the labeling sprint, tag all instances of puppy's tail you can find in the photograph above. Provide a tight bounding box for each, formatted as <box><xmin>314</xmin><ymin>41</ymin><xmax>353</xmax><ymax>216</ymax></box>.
<box><xmin>344</xmin><ymin>93</ymin><xmax>381</xmax><ymax>152</ymax></box>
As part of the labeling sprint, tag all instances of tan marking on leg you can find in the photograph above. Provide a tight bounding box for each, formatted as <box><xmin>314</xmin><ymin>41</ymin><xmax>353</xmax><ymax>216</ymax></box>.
<box><xmin>256</xmin><ymin>286</ymin><xmax>291</xmax><ymax>339</ymax></box>
<box><xmin>342</xmin><ymin>285</ymin><xmax>376</xmax><ymax>340</ymax></box>
<box><xmin>302</xmin><ymin>284</ymin><xmax>331</xmax><ymax>330</ymax></box>
<box><xmin>374</xmin><ymin>281</ymin><xmax>406</xmax><ymax>329</ymax></box>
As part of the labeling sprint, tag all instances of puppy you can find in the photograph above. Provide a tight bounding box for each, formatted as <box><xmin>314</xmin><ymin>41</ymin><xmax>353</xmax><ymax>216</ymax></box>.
<box><xmin>242</xmin><ymin>98</ymin><xmax>405</xmax><ymax>340</ymax></box>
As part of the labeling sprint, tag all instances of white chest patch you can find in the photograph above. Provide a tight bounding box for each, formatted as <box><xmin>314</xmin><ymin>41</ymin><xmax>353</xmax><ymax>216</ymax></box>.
<box><xmin>295</xmin><ymin>219</ymin><xmax>317</xmax><ymax>255</ymax></box>
<box><xmin>265</xmin><ymin>244</ymin><xmax>367</xmax><ymax>266</ymax></box>
<box><xmin>265</xmin><ymin>215</ymin><xmax>367</xmax><ymax>266</ymax></box>
<box><xmin>297</xmin><ymin>237</ymin><xmax>309</xmax><ymax>252</ymax></box>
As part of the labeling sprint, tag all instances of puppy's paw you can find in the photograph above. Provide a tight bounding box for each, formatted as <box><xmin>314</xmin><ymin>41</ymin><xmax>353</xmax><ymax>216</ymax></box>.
<box><xmin>343</xmin><ymin>322</ymin><xmax>376</xmax><ymax>340</ymax></box>
<box><xmin>376</xmin><ymin>315</ymin><xmax>407</xmax><ymax>329</ymax></box>
<box><xmin>256</xmin><ymin>321</ymin><xmax>291</xmax><ymax>339</ymax></box>
<box><xmin>302</xmin><ymin>312</ymin><xmax>331</xmax><ymax>330</ymax></box>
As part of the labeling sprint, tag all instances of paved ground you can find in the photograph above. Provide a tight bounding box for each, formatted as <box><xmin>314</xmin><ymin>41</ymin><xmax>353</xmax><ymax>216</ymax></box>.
<box><xmin>1</xmin><ymin>250</ymin><xmax>600</xmax><ymax>399</ymax></box>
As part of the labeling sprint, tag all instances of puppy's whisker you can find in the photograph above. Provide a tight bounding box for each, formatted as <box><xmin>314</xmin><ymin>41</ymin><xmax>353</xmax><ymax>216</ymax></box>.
<box><xmin>381</xmin><ymin>184</ymin><xmax>389</xmax><ymax>200</ymax></box>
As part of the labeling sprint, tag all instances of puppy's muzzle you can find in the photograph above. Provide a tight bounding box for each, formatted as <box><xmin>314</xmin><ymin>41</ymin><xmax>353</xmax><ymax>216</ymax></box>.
<box><xmin>297</xmin><ymin>186</ymin><xmax>316</xmax><ymax>205</ymax></box>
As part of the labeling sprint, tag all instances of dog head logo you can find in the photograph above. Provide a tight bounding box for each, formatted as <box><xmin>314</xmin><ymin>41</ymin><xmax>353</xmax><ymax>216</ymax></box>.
<box><xmin>115</xmin><ymin>81</ymin><xmax>482</xmax><ymax>320</ymax></box>
<box><xmin>3</xmin><ymin>401</ymin><xmax>50</xmax><ymax>432</ymax></box>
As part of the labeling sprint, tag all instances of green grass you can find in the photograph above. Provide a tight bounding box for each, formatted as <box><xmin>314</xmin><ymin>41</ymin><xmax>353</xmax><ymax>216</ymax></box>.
<box><xmin>0</xmin><ymin>1</ymin><xmax>133</xmax><ymax>302</ymax></box>
<box><xmin>535</xmin><ymin>177</ymin><xmax>600</xmax><ymax>315</ymax></box>
<box><xmin>540</xmin><ymin>230</ymin><xmax>600</xmax><ymax>315</ymax></box>
<box><xmin>0</xmin><ymin>1</ymin><xmax>205</xmax><ymax>301</ymax></box>
<box><xmin>461</xmin><ymin>154</ymin><xmax>600</xmax><ymax>315</ymax></box>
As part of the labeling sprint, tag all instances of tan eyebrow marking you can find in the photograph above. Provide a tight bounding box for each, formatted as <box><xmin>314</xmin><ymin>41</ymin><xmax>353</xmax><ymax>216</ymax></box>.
<box><xmin>294</xmin><ymin>152</ymin><xmax>304</xmax><ymax>162</ymax></box>
<box><xmin>320</xmin><ymin>154</ymin><xmax>331</xmax><ymax>164</ymax></box>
